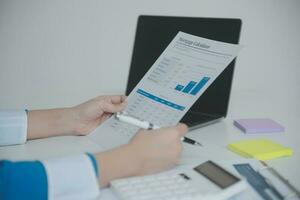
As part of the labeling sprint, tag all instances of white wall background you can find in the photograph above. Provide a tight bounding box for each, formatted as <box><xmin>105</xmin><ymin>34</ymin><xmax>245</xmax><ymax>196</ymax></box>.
<box><xmin>0</xmin><ymin>0</ymin><xmax>299</xmax><ymax>110</ymax></box>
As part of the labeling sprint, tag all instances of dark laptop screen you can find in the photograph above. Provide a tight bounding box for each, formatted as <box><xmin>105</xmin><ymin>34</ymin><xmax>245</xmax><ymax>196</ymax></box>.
<box><xmin>126</xmin><ymin>16</ymin><xmax>241</xmax><ymax>121</ymax></box>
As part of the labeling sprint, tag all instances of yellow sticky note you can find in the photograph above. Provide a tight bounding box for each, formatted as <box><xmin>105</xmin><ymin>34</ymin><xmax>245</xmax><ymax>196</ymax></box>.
<box><xmin>228</xmin><ymin>139</ymin><xmax>293</xmax><ymax>161</ymax></box>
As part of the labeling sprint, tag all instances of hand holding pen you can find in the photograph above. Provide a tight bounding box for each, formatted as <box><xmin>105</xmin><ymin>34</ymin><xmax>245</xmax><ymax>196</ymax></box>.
<box><xmin>115</xmin><ymin>112</ymin><xmax>202</xmax><ymax>146</ymax></box>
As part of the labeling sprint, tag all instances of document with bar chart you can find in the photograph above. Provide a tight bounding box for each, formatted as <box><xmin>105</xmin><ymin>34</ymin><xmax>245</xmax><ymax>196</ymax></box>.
<box><xmin>89</xmin><ymin>32</ymin><xmax>242</xmax><ymax>149</ymax></box>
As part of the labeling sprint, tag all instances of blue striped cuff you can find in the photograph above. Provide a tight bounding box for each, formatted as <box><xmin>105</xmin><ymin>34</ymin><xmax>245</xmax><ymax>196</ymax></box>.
<box><xmin>86</xmin><ymin>153</ymin><xmax>99</xmax><ymax>177</ymax></box>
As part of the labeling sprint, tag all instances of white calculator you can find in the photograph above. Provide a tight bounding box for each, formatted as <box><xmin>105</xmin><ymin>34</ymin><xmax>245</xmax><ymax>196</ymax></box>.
<box><xmin>111</xmin><ymin>160</ymin><xmax>247</xmax><ymax>200</ymax></box>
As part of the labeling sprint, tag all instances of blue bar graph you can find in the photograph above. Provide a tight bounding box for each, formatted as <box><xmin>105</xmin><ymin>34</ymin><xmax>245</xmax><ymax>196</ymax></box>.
<box><xmin>175</xmin><ymin>84</ymin><xmax>184</xmax><ymax>91</ymax></box>
<box><xmin>190</xmin><ymin>77</ymin><xmax>210</xmax><ymax>95</ymax></box>
<box><xmin>182</xmin><ymin>81</ymin><xmax>197</xmax><ymax>93</ymax></box>
<box><xmin>175</xmin><ymin>77</ymin><xmax>210</xmax><ymax>96</ymax></box>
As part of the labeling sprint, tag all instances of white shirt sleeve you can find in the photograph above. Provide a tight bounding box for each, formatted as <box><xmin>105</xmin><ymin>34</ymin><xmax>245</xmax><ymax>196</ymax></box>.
<box><xmin>41</xmin><ymin>154</ymin><xmax>100</xmax><ymax>200</ymax></box>
<box><xmin>0</xmin><ymin>110</ymin><xmax>28</xmax><ymax>146</ymax></box>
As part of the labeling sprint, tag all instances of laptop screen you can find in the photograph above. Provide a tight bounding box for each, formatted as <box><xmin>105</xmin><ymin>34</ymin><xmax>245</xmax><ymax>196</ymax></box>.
<box><xmin>126</xmin><ymin>16</ymin><xmax>242</xmax><ymax>125</ymax></box>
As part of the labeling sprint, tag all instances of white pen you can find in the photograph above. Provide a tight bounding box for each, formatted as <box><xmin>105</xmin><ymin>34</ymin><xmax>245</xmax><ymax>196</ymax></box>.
<box><xmin>115</xmin><ymin>112</ymin><xmax>202</xmax><ymax>146</ymax></box>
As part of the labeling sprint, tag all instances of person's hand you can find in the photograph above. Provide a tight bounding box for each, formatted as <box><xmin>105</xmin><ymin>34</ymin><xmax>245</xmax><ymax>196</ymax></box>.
<box><xmin>94</xmin><ymin>123</ymin><xmax>188</xmax><ymax>186</ymax></box>
<box><xmin>128</xmin><ymin>123</ymin><xmax>188</xmax><ymax>175</ymax></box>
<box><xmin>71</xmin><ymin>95</ymin><xmax>127</xmax><ymax>135</ymax></box>
<box><xmin>27</xmin><ymin>95</ymin><xmax>126</xmax><ymax>139</ymax></box>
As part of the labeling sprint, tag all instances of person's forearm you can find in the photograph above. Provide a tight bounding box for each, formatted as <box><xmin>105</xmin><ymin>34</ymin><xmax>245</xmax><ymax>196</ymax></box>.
<box><xmin>27</xmin><ymin>108</ymin><xmax>77</xmax><ymax>139</ymax></box>
<box><xmin>94</xmin><ymin>144</ymin><xmax>141</xmax><ymax>187</ymax></box>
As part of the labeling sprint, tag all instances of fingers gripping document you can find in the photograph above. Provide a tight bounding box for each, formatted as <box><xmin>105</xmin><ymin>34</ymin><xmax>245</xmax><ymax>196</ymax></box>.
<box><xmin>89</xmin><ymin>32</ymin><xmax>242</xmax><ymax>150</ymax></box>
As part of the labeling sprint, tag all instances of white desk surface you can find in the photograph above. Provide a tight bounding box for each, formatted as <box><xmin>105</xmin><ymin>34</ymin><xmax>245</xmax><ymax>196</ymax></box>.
<box><xmin>0</xmin><ymin>90</ymin><xmax>299</xmax><ymax>199</ymax></box>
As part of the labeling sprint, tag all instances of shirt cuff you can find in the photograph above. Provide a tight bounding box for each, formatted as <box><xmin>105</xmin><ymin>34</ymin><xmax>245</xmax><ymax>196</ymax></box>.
<box><xmin>0</xmin><ymin>110</ymin><xmax>27</xmax><ymax>146</ymax></box>
<box><xmin>86</xmin><ymin>153</ymin><xmax>99</xmax><ymax>177</ymax></box>
<box><xmin>41</xmin><ymin>154</ymin><xmax>100</xmax><ymax>200</ymax></box>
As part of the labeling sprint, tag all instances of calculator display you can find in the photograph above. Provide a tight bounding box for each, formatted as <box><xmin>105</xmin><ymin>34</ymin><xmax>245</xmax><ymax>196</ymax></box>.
<box><xmin>194</xmin><ymin>161</ymin><xmax>240</xmax><ymax>189</ymax></box>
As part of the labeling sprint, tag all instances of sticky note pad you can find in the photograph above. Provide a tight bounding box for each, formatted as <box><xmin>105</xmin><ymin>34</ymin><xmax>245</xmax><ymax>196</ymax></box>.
<box><xmin>234</xmin><ymin>118</ymin><xmax>284</xmax><ymax>133</ymax></box>
<box><xmin>228</xmin><ymin>139</ymin><xmax>293</xmax><ymax>161</ymax></box>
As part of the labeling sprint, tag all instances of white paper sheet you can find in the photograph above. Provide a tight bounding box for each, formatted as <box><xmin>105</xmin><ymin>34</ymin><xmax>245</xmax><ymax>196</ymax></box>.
<box><xmin>89</xmin><ymin>32</ymin><xmax>242</xmax><ymax>145</ymax></box>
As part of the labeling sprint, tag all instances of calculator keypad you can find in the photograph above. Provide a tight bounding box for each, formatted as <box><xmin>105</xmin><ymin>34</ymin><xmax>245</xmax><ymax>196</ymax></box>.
<box><xmin>111</xmin><ymin>173</ymin><xmax>202</xmax><ymax>200</ymax></box>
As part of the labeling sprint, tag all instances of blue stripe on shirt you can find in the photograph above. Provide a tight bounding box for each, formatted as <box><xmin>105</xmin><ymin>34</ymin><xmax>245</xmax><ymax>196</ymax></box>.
<box><xmin>0</xmin><ymin>160</ymin><xmax>48</xmax><ymax>200</ymax></box>
<box><xmin>86</xmin><ymin>153</ymin><xmax>99</xmax><ymax>177</ymax></box>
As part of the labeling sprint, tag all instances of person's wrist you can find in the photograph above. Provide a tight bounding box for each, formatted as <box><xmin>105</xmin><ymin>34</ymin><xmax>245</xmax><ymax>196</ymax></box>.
<box><xmin>94</xmin><ymin>144</ymin><xmax>143</xmax><ymax>186</ymax></box>
<box><xmin>123</xmin><ymin>143</ymin><xmax>144</xmax><ymax>176</ymax></box>
<box><xmin>61</xmin><ymin>107</ymin><xmax>80</xmax><ymax>136</ymax></box>
<box><xmin>69</xmin><ymin>105</ymin><xmax>96</xmax><ymax>136</ymax></box>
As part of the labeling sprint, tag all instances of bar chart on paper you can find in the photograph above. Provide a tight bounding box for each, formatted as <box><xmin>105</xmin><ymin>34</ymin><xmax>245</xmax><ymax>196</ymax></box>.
<box><xmin>175</xmin><ymin>77</ymin><xmax>210</xmax><ymax>95</ymax></box>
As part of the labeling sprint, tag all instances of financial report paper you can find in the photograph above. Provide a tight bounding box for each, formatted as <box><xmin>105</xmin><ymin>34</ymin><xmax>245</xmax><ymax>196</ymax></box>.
<box><xmin>89</xmin><ymin>32</ymin><xmax>242</xmax><ymax>149</ymax></box>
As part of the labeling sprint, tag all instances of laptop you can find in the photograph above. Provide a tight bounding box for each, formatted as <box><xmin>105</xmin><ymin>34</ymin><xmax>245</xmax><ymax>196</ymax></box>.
<box><xmin>126</xmin><ymin>15</ymin><xmax>242</xmax><ymax>130</ymax></box>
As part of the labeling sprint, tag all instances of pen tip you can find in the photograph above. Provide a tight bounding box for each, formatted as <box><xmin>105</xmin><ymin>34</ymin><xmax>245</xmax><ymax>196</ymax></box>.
<box><xmin>196</xmin><ymin>142</ymin><xmax>203</xmax><ymax>147</ymax></box>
